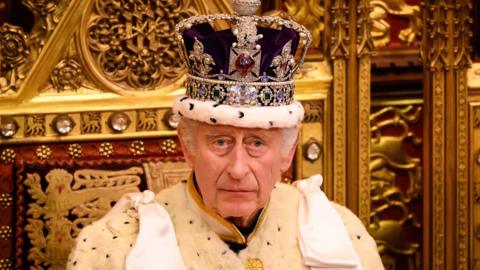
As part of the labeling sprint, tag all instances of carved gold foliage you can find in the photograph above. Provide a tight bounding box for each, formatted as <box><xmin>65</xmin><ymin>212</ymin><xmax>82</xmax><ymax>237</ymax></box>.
<box><xmin>81</xmin><ymin>112</ymin><xmax>102</xmax><ymax>134</ymax></box>
<box><xmin>332</xmin><ymin>60</ymin><xmax>346</xmax><ymax>204</ymax></box>
<box><xmin>137</xmin><ymin>109</ymin><xmax>158</xmax><ymax>131</ymax></box>
<box><xmin>98</xmin><ymin>142</ymin><xmax>113</xmax><ymax>157</ymax></box>
<box><xmin>369</xmin><ymin>105</ymin><xmax>423</xmax><ymax>267</ymax></box>
<box><xmin>0</xmin><ymin>193</ymin><xmax>13</xmax><ymax>208</ymax></box>
<box><xmin>0</xmin><ymin>148</ymin><xmax>16</xmax><ymax>164</ymax></box>
<box><xmin>36</xmin><ymin>145</ymin><xmax>52</xmax><ymax>160</ymax></box>
<box><xmin>143</xmin><ymin>161</ymin><xmax>193</xmax><ymax>194</ymax></box>
<box><xmin>49</xmin><ymin>59</ymin><xmax>85</xmax><ymax>92</ymax></box>
<box><xmin>25</xmin><ymin>115</ymin><xmax>46</xmax><ymax>137</ymax></box>
<box><xmin>369</xmin><ymin>0</ymin><xmax>422</xmax><ymax>47</ymax></box>
<box><xmin>357</xmin><ymin>2</ymin><xmax>374</xmax><ymax>57</ymax></box>
<box><xmin>284</xmin><ymin>0</ymin><xmax>324</xmax><ymax>50</ymax></box>
<box><xmin>22</xmin><ymin>0</ymin><xmax>65</xmax><ymax>34</ymax></box>
<box><xmin>24</xmin><ymin>167</ymin><xmax>142</xmax><ymax>268</ymax></box>
<box><xmin>0</xmin><ymin>23</ymin><xmax>30</xmax><ymax>95</ymax></box>
<box><xmin>129</xmin><ymin>140</ymin><xmax>145</xmax><ymax>156</ymax></box>
<box><xmin>81</xmin><ymin>0</ymin><xmax>196</xmax><ymax>91</ymax></box>
<box><xmin>303</xmin><ymin>101</ymin><xmax>323</xmax><ymax>123</ymax></box>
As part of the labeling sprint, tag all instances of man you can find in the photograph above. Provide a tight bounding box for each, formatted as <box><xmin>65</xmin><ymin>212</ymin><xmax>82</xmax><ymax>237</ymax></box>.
<box><xmin>67</xmin><ymin>1</ymin><xmax>384</xmax><ymax>269</ymax></box>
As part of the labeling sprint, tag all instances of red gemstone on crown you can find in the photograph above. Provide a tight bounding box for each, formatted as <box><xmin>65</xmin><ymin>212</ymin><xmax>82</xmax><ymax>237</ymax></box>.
<box><xmin>235</xmin><ymin>52</ymin><xmax>255</xmax><ymax>77</ymax></box>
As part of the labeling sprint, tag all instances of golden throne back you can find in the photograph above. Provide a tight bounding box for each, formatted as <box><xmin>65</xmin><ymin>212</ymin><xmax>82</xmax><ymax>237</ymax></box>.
<box><xmin>0</xmin><ymin>1</ymin><xmax>329</xmax><ymax>268</ymax></box>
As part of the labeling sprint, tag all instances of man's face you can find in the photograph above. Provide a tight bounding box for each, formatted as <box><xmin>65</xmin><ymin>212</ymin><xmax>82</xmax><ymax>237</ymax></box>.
<box><xmin>181</xmin><ymin>122</ymin><xmax>295</xmax><ymax>226</ymax></box>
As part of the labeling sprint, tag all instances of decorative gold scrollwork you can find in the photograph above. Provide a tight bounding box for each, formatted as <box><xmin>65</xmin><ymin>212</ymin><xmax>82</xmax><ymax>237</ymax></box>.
<box><xmin>284</xmin><ymin>0</ymin><xmax>324</xmax><ymax>51</ymax></box>
<box><xmin>49</xmin><ymin>59</ymin><xmax>85</xmax><ymax>92</ymax></box>
<box><xmin>81</xmin><ymin>112</ymin><xmax>102</xmax><ymax>134</ymax></box>
<box><xmin>24</xmin><ymin>167</ymin><xmax>142</xmax><ymax>269</ymax></box>
<box><xmin>25</xmin><ymin>115</ymin><xmax>46</xmax><ymax>137</ymax></box>
<box><xmin>81</xmin><ymin>0</ymin><xmax>196</xmax><ymax>91</ymax></box>
<box><xmin>0</xmin><ymin>23</ymin><xmax>30</xmax><ymax>95</ymax></box>
<box><xmin>137</xmin><ymin>109</ymin><xmax>158</xmax><ymax>131</ymax></box>
<box><xmin>23</xmin><ymin>0</ymin><xmax>63</xmax><ymax>34</ymax></box>
<box><xmin>369</xmin><ymin>105</ymin><xmax>423</xmax><ymax>268</ymax></box>
<box><xmin>369</xmin><ymin>0</ymin><xmax>422</xmax><ymax>47</ymax></box>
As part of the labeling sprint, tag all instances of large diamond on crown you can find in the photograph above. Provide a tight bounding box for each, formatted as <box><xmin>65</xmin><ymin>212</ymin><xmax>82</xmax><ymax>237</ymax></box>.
<box><xmin>228</xmin><ymin>84</ymin><xmax>258</xmax><ymax>106</ymax></box>
<box><xmin>228</xmin><ymin>47</ymin><xmax>261</xmax><ymax>81</ymax></box>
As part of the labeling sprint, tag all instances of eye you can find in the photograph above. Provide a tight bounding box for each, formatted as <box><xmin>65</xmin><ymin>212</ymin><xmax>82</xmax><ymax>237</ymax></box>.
<box><xmin>245</xmin><ymin>137</ymin><xmax>267</xmax><ymax>156</ymax></box>
<box><xmin>208</xmin><ymin>136</ymin><xmax>234</xmax><ymax>155</ymax></box>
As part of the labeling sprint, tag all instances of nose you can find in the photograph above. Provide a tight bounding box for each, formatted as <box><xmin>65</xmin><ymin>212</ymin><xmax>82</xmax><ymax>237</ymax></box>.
<box><xmin>226</xmin><ymin>143</ymin><xmax>250</xmax><ymax>180</ymax></box>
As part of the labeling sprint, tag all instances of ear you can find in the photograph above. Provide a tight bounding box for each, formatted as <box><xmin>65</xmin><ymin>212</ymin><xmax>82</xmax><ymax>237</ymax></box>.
<box><xmin>280</xmin><ymin>130</ymin><xmax>299</xmax><ymax>172</ymax></box>
<box><xmin>177</xmin><ymin>123</ymin><xmax>195</xmax><ymax>168</ymax></box>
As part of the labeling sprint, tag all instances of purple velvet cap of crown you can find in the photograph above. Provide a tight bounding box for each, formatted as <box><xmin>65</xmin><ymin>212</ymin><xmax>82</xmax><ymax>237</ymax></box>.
<box><xmin>182</xmin><ymin>23</ymin><xmax>300</xmax><ymax>78</ymax></box>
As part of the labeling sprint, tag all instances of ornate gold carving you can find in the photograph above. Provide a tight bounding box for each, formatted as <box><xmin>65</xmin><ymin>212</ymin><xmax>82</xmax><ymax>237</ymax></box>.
<box><xmin>23</xmin><ymin>0</ymin><xmax>64</xmax><ymax>34</ymax></box>
<box><xmin>0</xmin><ymin>258</ymin><xmax>12</xmax><ymax>269</ymax></box>
<box><xmin>474</xmin><ymin>183</ymin><xmax>480</xmax><ymax>204</ymax></box>
<box><xmin>284</xmin><ymin>0</ymin><xmax>324</xmax><ymax>50</ymax></box>
<box><xmin>0</xmin><ymin>193</ymin><xmax>13</xmax><ymax>208</ymax></box>
<box><xmin>67</xmin><ymin>143</ymin><xmax>82</xmax><ymax>159</ymax></box>
<box><xmin>161</xmin><ymin>139</ymin><xmax>177</xmax><ymax>154</ymax></box>
<box><xmin>137</xmin><ymin>109</ymin><xmax>158</xmax><ymax>131</ymax></box>
<box><xmin>49</xmin><ymin>59</ymin><xmax>85</xmax><ymax>92</ymax></box>
<box><xmin>25</xmin><ymin>115</ymin><xmax>46</xmax><ymax>137</ymax></box>
<box><xmin>474</xmin><ymin>107</ymin><xmax>480</xmax><ymax>129</ymax></box>
<box><xmin>81</xmin><ymin>112</ymin><xmax>102</xmax><ymax>134</ymax></box>
<box><xmin>0</xmin><ymin>23</ymin><xmax>30</xmax><ymax>95</ymax></box>
<box><xmin>370</xmin><ymin>105</ymin><xmax>422</xmax><ymax>267</ymax></box>
<box><xmin>303</xmin><ymin>101</ymin><xmax>324</xmax><ymax>123</ymax></box>
<box><xmin>330</xmin><ymin>1</ymin><xmax>349</xmax><ymax>60</ymax></box>
<box><xmin>357</xmin><ymin>2</ymin><xmax>374</xmax><ymax>57</ymax></box>
<box><xmin>143</xmin><ymin>161</ymin><xmax>191</xmax><ymax>193</ymax></box>
<box><xmin>0</xmin><ymin>225</ymin><xmax>12</xmax><ymax>240</ymax></box>
<box><xmin>24</xmin><ymin>167</ymin><xmax>142</xmax><ymax>268</ymax></box>
<box><xmin>245</xmin><ymin>258</ymin><xmax>263</xmax><ymax>270</ymax></box>
<box><xmin>129</xmin><ymin>140</ymin><xmax>145</xmax><ymax>156</ymax></box>
<box><xmin>358</xmin><ymin>57</ymin><xmax>371</xmax><ymax>224</ymax></box>
<box><xmin>332</xmin><ymin>60</ymin><xmax>346</xmax><ymax>204</ymax></box>
<box><xmin>369</xmin><ymin>0</ymin><xmax>421</xmax><ymax>47</ymax></box>
<box><xmin>80</xmin><ymin>0</ymin><xmax>196</xmax><ymax>92</ymax></box>
<box><xmin>0</xmin><ymin>148</ymin><xmax>16</xmax><ymax>164</ymax></box>
<box><xmin>98</xmin><ymin>142</ymin><xmax>113</xmax><ymax>157</ymax></box>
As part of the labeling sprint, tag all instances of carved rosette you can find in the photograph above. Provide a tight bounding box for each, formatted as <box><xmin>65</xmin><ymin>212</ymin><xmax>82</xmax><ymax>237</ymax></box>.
<box><xmin>81</xmin><ymin>0</ymin><xmax>196</xmax><ymax>92</ymax></box>
<box><xmin>49</xmin><ymin>59</ymin><xmax>85</xmax><ymax>92</ymax></box>
<box><xmin>0</xmin><ymin>23</ymin><xmax>30</xmax><ymax>95</ymax></box>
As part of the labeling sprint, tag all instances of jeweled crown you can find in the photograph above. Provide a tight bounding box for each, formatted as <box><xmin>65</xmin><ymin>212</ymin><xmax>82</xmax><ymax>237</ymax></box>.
<box><xmin>175</xmin><ymin>0</ymin><xmax>312</xmax><ymax>107</ymax></box>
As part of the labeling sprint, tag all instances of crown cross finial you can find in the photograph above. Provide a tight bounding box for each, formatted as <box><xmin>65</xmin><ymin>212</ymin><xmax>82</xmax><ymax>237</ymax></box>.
<box><xmin>231</xmin><ymin>0</ymin><xmax>261</xmax><ymax>16</ymax></box>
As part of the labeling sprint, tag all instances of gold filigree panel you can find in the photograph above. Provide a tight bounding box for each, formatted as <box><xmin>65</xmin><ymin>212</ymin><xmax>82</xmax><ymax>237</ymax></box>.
<box><xmin>369</xmin><ymin>0</ymin><xmax>421</xmax><ymax>47</ymax></box>
<box><xmin>369</xmin><ymin>103</ymin><xmax>423</xmax><ymax>270</ymax></box>
<box><xmin>78</xmin><ymin>0</ymin><xmax>197</xmax><ymax>93</ymax></box>
<box><xmin>284</xmin><ymin>0</ymin><xmax>324</xmax><ymax>52</ymax></box>
<box><xmin>143</xmin><ymin>161</ymin><xmax>191</xmax><ymax>193</ymax></box>
<box><xmin>24</xmin><ymin>167</ymin><xmax>143</xmax><ymax>269</ymax></box>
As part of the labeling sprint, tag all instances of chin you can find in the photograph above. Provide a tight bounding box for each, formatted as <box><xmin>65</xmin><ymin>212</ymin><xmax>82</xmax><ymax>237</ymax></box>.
<box><xmin>218</xmin><ymin>202</ymin><xmax>257</xmax><ymax>219</ymax></box>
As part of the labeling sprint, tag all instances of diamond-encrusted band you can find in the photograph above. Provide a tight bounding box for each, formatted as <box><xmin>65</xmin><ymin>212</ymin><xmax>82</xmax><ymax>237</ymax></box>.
<box><xmin>186</xmin><ymin>75</ymin><xmax>294</xmax><ymax>107</ymax></box>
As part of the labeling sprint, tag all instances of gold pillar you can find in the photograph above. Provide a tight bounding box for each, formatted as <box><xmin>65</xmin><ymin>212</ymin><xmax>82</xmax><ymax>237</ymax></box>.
<box><xmin>328</xmin><ymin>0</ymin><xmax>373</xmax><ymax>223</ymax></box>
<box><xmin>422</xmin><ymin>1</ymin><xmax>472</xmax><ymax>269</ymax></box>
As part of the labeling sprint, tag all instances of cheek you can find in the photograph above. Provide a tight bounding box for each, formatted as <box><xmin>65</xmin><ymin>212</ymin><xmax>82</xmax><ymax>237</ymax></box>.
<box><xmin>251</xmin><ymin>154</ymin><xmax>282</xmax><ymax>197</ymax></box>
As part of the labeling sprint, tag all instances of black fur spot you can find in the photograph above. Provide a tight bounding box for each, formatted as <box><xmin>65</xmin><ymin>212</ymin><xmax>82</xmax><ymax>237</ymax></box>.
<box><xmin>269</xmin><ymin>121</ymin><xmax>273</xmax><ymax>126</ymax></box>
<box><xmin>210</xmin><ymin>118</ymin><xmax>217</xmax><ymax>123</ymax></box>
<box><xmin>178</xmin><ymin>111</ymin><xmax>183</xmax><ymax>117</ymax></box>
<box><xmin>239</xmin><ymin>111</ymin><xmax>244</xmax><ymax>118</ymax></box>
<box><xmin>189</xmin><ymin>103</ymin><xmax>194</xmax><ymax>110</ymax></box>
<box><xmin>213</xmin><ymin>103</ymin><xmax>221</xmax><ymax>107</ymax></box>
<box><xmin>180</xmin><ymin>97</ymin><xmax>188</xmax><ymax>102</ymax></box>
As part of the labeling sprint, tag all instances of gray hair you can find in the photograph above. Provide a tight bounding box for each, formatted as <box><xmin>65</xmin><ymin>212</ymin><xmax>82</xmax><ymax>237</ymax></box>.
<box><xmin>178</xmin><ymin>118</ymin><xmax>298</xmax><ymax>157</ymax></box>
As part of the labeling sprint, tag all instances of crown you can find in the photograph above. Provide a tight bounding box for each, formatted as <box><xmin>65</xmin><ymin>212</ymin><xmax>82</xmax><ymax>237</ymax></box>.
<box><xmin>174</xmin><ymin>0</ymin><xmax>312</xmax><ymax>108</ymax></box>
<box><xmin>172</xmin><ymin>0</ymin><xmax>311</xmax><ymax>129</ymax></box>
